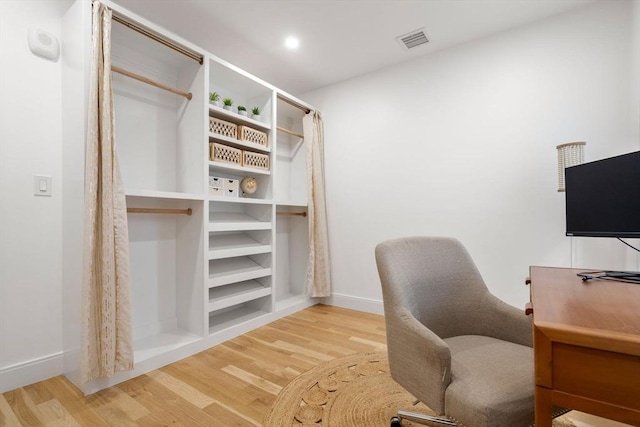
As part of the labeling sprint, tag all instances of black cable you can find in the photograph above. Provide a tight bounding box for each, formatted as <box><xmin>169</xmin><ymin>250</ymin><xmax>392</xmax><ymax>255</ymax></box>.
<box><xmin>617</xmin><ymin>237</ymin><xmax>640</xmax><ymax>253</ymax></box>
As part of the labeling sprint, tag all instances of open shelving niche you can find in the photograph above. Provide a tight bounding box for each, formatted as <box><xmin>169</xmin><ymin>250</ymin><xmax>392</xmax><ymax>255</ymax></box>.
<box><xmin>274</xmin><ymin>97</ymin><xmax>310</xmax><ymax>310</ymax></box>
<box><xmin>206</xmin><ymin>58</ymin><xmax>277</xmax><ymax>337</ymax></box>
<box><xmin>111</xmin><ymin>13</ymin><xmax>206</xmax><ymax>372</ymax></box>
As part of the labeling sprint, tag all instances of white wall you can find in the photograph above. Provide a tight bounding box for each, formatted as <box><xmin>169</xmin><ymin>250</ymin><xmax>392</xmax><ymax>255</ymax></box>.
<box><xmin>305</xmin><ymin>0</ymin><xmax>640</xmax><ymax>311</ymax></box>
<box><xmin>0</xmin><ymin>0</ymin><xmax>73</xmax><ymax>392</ymax></box>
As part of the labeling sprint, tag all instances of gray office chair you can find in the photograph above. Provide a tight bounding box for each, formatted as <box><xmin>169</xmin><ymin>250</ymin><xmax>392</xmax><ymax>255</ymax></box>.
<box><xmin>375</xmin><ymin>237</ymin><xmax>554</xmax><ymax>427</ymax></box>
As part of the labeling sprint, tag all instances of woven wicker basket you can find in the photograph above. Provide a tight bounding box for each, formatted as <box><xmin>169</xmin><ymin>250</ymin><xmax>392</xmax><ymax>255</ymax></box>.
<box><xmin>243</xmin><ymin>150</ymin><xmax>270</xmax><ymax>170</ymax></box>
<box><xmin>210</xmin><ymin>143</ymin><xmax>242</xmax><ymax>165</ymax></box>
<box><xmin>239</xmin><ymin>125</ymin><xmax>268</xmax><ymax>147</ymax></box>
<box><xmin>209</xmin><ymin>117</ymin><xmax>237</xmax><ymax>139</ymax></box>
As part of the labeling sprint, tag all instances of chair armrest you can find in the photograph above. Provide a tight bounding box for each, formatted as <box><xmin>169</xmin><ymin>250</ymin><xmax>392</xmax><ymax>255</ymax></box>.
<box><xmin>385</xmin><ymin>306</ymin><xmax>451</xmax><ymax>415</ymax></box>
<box><xmin>481</xmin><ymin>294</ymin><xmax>533</xmax><ymax>347</ymax></box>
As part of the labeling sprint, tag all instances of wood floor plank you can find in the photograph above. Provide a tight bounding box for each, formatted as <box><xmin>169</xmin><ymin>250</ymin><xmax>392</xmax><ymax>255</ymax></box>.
<box><xmin>0</xmin><ymin>305</ymin><xmax>387</xmax><ymax>426</ymax></box>
<box><xmin>0</xmin><ymin>394</ymin><xmax>22</xmax><ymax>427</ymax></box>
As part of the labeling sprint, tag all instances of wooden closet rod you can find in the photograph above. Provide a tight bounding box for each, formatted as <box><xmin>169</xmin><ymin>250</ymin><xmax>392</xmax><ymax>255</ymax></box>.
<box><xmin>277</xmin><ymin>94</ymin><xmax>311</xmax><ymax>114</ymax></box>
<box><xmin>277</xmin><ymin>126</ymin><xmax>304</xmax><ymax>139</ymax></box>
<box><xmin>127</xmin><ymin>207</ymin><xmax>193</xmax><ymax>216</ymax></box>
<box><xmin>112</xmin><ymin>66</ymin><xmax>193</xmax><ymax>100</ymax></box>
<box><xmin>112</xmin><ymin>14</ymin><xmax>203</xmax><ymax>64</ymax></box>
<box><xmin>276</xmin><ymin>212</ymin><xmax>307</xmax><ymax>217</ymax></box>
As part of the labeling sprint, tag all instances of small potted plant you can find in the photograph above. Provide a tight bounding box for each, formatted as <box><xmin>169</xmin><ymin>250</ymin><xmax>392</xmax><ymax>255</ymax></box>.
<box><xmin>251</xmin><ymin>107</ymin><xmax>261</xmax><ymax>121</ymax></box>
<box><xmin>209</xmin><ymin>91</ymin><xmax>220</xmax><ymax>107</ymax></box>
<box><xmin>222</xmin><ymin>98</ymin><xmax>233</xmax><ymax>111</ymax></box>
<box><xmin>237</xmin><ymin>105</ymin><xmax>247</xmax><ymax>117</ymax></box>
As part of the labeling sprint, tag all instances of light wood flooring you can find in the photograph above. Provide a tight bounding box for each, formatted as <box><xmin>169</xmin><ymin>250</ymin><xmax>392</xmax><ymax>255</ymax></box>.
<box><xmin>0</xmin><ymin>304</ymin><xmax>387</xmax><ymax>427</ymax></box>
<box><xmin>0</xmin><ymin>305</ymin><xmax>626</xmax><ymax>427</ymax></box>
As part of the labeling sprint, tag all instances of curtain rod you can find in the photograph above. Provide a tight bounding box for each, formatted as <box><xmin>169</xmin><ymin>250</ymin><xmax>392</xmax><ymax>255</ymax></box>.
<box><xmin>112</xmin><ymin>14</ymin><xmax>203</xmax><ymax>65</ymax></box>
<box><xmin>277</xmin><ymin>94</ymin><xmax>311</xmax><ymax>114</ymax></box>
<box><xmin>112</xmin><ymin>66</ymin><xmax>192</xmax><ymax>100</ymax></box>
<box><xmin>127</xmin><ymin>208</ymin><xmax>193</xmax><ymax>216</ymax></box>
<box><xmin>277</xmin><ymin>126</ymin><xmax>304</xmax><ymax>139</ymax></box>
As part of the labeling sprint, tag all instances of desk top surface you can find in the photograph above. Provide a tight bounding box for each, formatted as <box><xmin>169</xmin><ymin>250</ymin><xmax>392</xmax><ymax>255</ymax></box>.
<box><xmin>530</xmin><ymin>266</ymin><xmax>640</xmax><ymax>349</ymax></box>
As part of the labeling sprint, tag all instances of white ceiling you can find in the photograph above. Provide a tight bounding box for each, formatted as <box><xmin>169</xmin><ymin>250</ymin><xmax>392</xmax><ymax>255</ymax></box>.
<box><xmin>111</xmin><ymin>0</ymin><xmax>598</xmax><ymax>96</ymax></box>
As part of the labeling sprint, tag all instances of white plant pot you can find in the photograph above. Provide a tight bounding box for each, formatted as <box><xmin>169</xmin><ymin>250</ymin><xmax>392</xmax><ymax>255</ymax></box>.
<box><xmin>223</xmin><ymin>105</ymin><xmax>232</xmax><ymax>111</ymax></box>
<box><xmin>209</xmin><ymin>100</ymin><xmax>220</xmax><ymax>107</ymax></box>
<box><xmin>238</xmin><ymin>110</ymin><xmax>247</xmax><ymax>116</ymax></box>
<box><xmin>252</xmin><ymin>114</ymin><xmax>261</xmax><ymax>121</ymax></box>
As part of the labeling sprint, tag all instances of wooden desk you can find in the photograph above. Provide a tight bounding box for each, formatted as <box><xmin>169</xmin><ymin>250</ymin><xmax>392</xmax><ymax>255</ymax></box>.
<box><xmin>529</xmin><ymin>266</ymin><xmax>640</xmax><ymax>426</ymax></box>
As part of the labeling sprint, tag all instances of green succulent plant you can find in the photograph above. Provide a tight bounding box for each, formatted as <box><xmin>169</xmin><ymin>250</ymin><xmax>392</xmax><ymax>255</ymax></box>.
<box><xmin>209</xmin><ymin>92</ymin><xmax>220</xmax><ymax>102</ymax></box>
<box><xmin>237</xmin><ymin>105</ymin><xmax>247</xmax><ymax>112</ymax></box>
<box><xmin>251</xmin><ymin>107</ymin><xmax>260</xmax><ymax>115</ymax></box>
<box><xmin>222</xmin><ymin>98</ymin><xmax>233</xmax><ymax>106</ymax></box>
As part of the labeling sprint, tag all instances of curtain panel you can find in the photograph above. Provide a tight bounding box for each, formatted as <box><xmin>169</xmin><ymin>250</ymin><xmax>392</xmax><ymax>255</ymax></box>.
<box><xmin>81</xmin><ymin>1</ymin><xmax>133</xmax><ymax>384</ymax></box>
<box><xmin>303</xmin><ymin>111</ymin><xmax>331</xmax><ymax>297</ymax></box>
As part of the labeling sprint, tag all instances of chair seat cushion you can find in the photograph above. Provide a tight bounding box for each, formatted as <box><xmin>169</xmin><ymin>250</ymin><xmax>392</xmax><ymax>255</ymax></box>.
<box><xmin>443</xmin><ymin>335</ymin><xmax>534</xmax><ymax>427</ymax></box>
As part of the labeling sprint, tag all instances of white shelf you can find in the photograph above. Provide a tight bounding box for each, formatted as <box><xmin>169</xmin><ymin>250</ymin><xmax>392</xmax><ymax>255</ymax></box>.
<box><xmin>208</xmin><ymin>280</ymin><xmax>271</xmax><ymax>312</ymax></box>
<box><xmin>209</xmin><ymin>161</ymin><xmax>271</xmax><ymax>176</ymax></box>
<box><xmin>125</xmin><ymin>189</ymin><xmax>205</xmax><ymax>201</ymax></box>
<box><xmin>209</xmin><ymin>105</ymin><xmax>271</xmax><ymax>130</ymax></box>
<box><xmin>208</xmin><ymin>196</ymin><xmax>273</xmax><ymax>204</ymax></box>
<box><xmin>209</xmin><ymin>132</ymin><xmax>270</xmax><ymax>153</ymax></box>
<box><xmin>209</xmin><ymin>213</ymin><xmax>272</xmax><ymax>232</ymax></box>
<box><xmin>208</xmin><ymin>307</ymin><xmax>270</xmax><ymax>335</ymax></box>
<box><xmin>209</xmin><ymin>233</ymin><xmax>271</xmax><ymax>259</ymax></box>
<box><xmin>133</xmin><ymin>329</ymin><xmax>201</xmax><ymax>363</ymax></box>
<box><xmin>209</xmin><ymin>257</ymin><xmax>272</xmax><ymax>287</ymax></box>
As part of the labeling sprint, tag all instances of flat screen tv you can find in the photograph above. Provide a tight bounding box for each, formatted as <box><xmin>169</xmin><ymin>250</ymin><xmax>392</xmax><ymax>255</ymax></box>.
<box><xmin>565</xmin><ymin>151</ymin><xmax>640</xmax><ymax>238</ymax></box>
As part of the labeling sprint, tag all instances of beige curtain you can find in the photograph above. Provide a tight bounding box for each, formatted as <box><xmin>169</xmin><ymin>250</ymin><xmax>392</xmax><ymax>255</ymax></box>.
<box><xmin>81</xmin><ymin>2</ymin><xmax>133</xmax><ymax>384</ymax></box>
<box><xmin>303</xmin><ymin>111</ymin><xmax>331</xmax><ymax>297</ymax></box>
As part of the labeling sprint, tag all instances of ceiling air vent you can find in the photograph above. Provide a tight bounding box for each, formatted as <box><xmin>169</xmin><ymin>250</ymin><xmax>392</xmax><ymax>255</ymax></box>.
<box><xmin>396</xmin><ymin>28</ymin><xmax>429</xmax><ymax>50</ymax></box>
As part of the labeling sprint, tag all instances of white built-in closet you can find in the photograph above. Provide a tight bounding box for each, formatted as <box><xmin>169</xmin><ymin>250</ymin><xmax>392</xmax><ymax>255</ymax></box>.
<box><xmin>62</xmin><ymin>0</ymin><xmax>316</xmax><ymax>394</ymax></box>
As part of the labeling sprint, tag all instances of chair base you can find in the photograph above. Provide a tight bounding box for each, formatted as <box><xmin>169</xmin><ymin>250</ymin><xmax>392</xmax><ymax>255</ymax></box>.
<box><xmin>391</xmin><ymin>410</ymin><xmax>457</xmax><ymax>426</ymax></box>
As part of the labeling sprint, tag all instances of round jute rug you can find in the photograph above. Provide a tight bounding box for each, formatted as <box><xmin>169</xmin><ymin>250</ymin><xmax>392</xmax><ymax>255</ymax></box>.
<box><xmin>263</xmin><ymin>351</ymin><xmax>578</xmax><ymax>427</ymax></box>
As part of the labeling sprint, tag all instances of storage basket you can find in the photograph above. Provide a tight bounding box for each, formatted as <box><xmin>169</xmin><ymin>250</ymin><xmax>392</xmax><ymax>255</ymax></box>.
<box><xmin>211</xmin><ymin>143</ymin><xmax>242</xmax><ymax>165</ymax></box>
<box><xmin>243</xmin><ymin>150</ymin><xmax>270</xmax><ymax>170</ymax></box>
<box><xmin>239</xmin><ymin>125</ymin><xmax>268</xmax><ymax>147</ymax></box>
<box><xmin>209</xmin><ymin>116</ymin><xmax>237</xmax><ymax>139</ymax></box>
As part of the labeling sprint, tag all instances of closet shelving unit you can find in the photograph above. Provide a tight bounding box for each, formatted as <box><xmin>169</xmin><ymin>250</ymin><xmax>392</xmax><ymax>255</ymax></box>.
<box><xmin>62</xmin><ymin>0</ymin><xmax>317</xmax><ymax>394</ymax></box>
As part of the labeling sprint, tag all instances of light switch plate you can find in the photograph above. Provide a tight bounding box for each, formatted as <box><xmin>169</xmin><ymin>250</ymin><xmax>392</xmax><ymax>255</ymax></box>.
<box><xmin>34</xmin><ymin>175</ymin><xmax>52</xmax><ymax>197</ymax></box>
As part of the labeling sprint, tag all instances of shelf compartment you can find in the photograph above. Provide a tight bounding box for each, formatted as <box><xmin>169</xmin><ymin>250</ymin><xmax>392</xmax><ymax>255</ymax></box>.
<box><xmin>209</xmin><ymin>212</ymin><xmax>271</xmax><ymax>231</ymax></box>
<box><xmin>209</xmin><ymin>202</ymin><xmax>272</xmax><ymax>231</ymax></box>
<box><xmin>209</xmin><ymin>160</ymin><xmax>271</xmax><ymax>176</ymax></box>
<box><xmin>209</xmin><ymin>256</ymin><xmax>272</xmax><ymax>287</ymax></box>
<box><xmin>208</xmin><ymin>279</ymin><xmax>271</xmax><ymax>312</ymax></box>
<box><xmin>208</xmin><ymin>296</ymin><xmax>271</xmax><ymax>335</ymax></box>
<box><xmin>209</xmin><ymin>231</ymin><xmax>272</xmax><ymax>260</ymax></box>
<box><xmin>209</xmin><ymin>132</ymin><xmax>270</xmax><ymax>153</ymax></box>
<box><xmin>209</xmin><ymin>105</ymin><xmax>271</xmax><ymax>131</ymax></box>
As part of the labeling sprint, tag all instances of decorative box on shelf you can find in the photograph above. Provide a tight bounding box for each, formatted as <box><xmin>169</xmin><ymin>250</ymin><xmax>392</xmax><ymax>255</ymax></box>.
<box><xmin>209</xmin><ymin>116</ymin><xmax>237</xmax><ymax>139</ymax></box>
<box><xmin>239</xmin><ymin>125</ymin><xmax>268</xmax><ymax>147</ymax></box>
<box><xmin>209</xmin><ymin>176</ymin><xmax>239</xmax><ymax>198</ymax></box>
<box><xmin>210</xmin><ymin>142</ymin><xmax>242</xmax><ymax>165</ymax></box>
<box><xmin>243</xmin><ymin>150</ymin><xmax>270</xmax><ymax>170</ymax></box>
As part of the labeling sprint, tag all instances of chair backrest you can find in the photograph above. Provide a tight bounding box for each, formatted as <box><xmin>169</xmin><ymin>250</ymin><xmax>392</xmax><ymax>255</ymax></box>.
<box><xmin>375</xmin><ymin>236</ymin><xmax>494</xmax><ymax>339</ymax></box>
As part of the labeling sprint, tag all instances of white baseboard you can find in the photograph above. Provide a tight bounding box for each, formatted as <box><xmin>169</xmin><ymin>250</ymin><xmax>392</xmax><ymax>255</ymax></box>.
<box><xmin>320</xmin><ymin>293</ymin><xmax>384</xmax><ymax>315</ymax></box>
<box><xmin>0</xmin><ymin>352</ymin><xmax>63</xmax><ymax>393</ymax></box>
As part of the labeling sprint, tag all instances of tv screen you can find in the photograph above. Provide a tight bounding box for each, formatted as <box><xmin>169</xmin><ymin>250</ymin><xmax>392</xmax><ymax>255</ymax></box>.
<box><xmin>565</xmin><ymin>151</ymin><xmax>640</xmax><ymax>238</ymax></box>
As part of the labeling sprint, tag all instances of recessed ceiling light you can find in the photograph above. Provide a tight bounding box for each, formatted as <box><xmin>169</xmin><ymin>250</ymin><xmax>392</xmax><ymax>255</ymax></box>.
<box><xmin>285</xmin><ymin>37</ymin><xmax>299</xmax><ymax>49</ymax></box>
